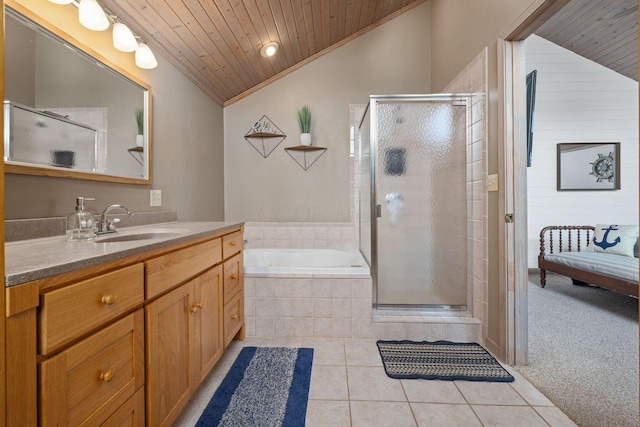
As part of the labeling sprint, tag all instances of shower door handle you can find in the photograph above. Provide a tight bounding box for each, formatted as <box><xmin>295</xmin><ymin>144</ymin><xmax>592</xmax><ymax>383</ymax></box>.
<box><xmin>376</xmin><ymin>204</ymin><xmax>382</xmax><ymax>218</ymax></box>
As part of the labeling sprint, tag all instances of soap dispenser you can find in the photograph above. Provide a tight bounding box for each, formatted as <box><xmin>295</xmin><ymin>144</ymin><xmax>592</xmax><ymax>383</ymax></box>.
<box><xmin>66</xmin><ymin>197</ymin><xmax>96</xmax><ymax>242</ymax></box>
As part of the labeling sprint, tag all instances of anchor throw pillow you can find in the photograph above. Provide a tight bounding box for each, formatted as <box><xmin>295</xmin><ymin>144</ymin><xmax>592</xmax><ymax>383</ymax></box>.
<box><xmin>587</xmin><ymin>224</ymin><xmax>639</xmax><ymax>257</ymax></box>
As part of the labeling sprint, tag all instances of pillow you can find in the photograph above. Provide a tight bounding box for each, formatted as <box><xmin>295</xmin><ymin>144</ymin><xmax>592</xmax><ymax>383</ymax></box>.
<box><xmin>587</xmin><ymin>224</ymin><xmax>639</xmax><ymax>257</ymax></box>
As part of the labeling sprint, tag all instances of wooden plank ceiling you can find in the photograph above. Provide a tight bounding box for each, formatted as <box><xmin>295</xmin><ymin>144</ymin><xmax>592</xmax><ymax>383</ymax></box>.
<box><xmin>101</xmin><ymin>0</ymin><xmax>426</xmax><ymax>105</ymax></box>
<box><xmin>535</xmin><ymin>0</ymin><xmax>638</xmax><ymax>81</ymax></box>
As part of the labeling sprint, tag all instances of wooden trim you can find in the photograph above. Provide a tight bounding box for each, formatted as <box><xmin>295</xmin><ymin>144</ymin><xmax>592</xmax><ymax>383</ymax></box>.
<box><xmin>501</xmin><ymin>0</ymin><xmax>572</xmax><ymax>40</ymax></box>
<box><xmin>1</xmin><ymin>0</ymin><xmax>7</xmax><ymax>423</ymax></box>
<box><xmin>511</xmin><ymin>41</ymin><xmax>529</xmax><ymax>366</ymax></box>
<box><xmin>6</xmin><ymin>280</ymin><xmax>39</xmax><ymax>317</ymax></box>
<box><xmin>4</xmin><ymin>163</ymin><xmax>151</xmax><ymax>185</ymax></box>
<box><xmin>496</xmin><ymin>39</ymin><xmax>512</xmax><ymax>363</ymax></box>
<box><xmin>223</xmin><ymin>0</ymin><xmax>428</xmax><ymax>106</ymax></box>
<box><xmin>6</xmin><ymin>309</ymin><xmax>37</xmax><ymax>427</ymax></box>
<box><xmin>539</xmin><ymin>259</ymin><xmax>638</xmax><ymax>298</ymax></box>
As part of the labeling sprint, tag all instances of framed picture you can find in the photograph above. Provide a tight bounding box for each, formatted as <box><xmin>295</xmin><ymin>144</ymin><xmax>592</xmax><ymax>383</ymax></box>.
<box><xmin>557</xmin><ymin>142</ymin><xmax>620</xmax><ymax>191</ymax></box>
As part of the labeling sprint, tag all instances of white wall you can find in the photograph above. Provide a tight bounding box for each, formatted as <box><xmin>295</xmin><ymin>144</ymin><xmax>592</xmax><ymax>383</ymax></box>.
<box><xmin>525</xmin><ymin>34</ymin><xmax>639</xmax><ymax>267</ymax></box>
<box><xmin>224</xmin><ymin>2</ymin><xmax>430</xmax><ymax>223</ymax></box>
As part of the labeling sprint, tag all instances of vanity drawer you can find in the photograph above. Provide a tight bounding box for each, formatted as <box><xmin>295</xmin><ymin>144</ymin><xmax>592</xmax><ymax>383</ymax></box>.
<box><xmin>39</xmin><ymin>310</ymin><xmax>144</xmax><ymax>427</ymax></box>
<box><xmin>224</xmin><ymin>290</ymin><xmax>244</xmax><ymax>348</ymax></box>
<box><xmin>222</xmin><ymin>230</ymin><xmax>243</xmax><ymax>259</ymax></box>
<box><xmin>101</xmin><ymin>387</ymin><xmax>145</xmax><ymax>427</ymax></box>
<box><xmin>146</xmin><ymin>238</ymin><xmax>222</xmax><ymax>299</ymax></box>
<box><xmin>223</xmin><ymin>253</ymin><xmax>242</xmax><ymax>304</ymax></box>
<box><xmin>39</xmin><ymin>263</ymin><xmax>144</xmax><ymax>355</ymax></box>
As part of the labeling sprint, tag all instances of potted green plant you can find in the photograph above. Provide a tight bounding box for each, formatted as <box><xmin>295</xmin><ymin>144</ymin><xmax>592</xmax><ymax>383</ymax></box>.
<box><xmin>297</xmin><ymin>105</ymin><xmax>311</xmax><ymax>146</ymax></box>
<box><xmin>135</xmin><ymin>107</ymin><xmax>144</xmax><ymax>147</ymax></box>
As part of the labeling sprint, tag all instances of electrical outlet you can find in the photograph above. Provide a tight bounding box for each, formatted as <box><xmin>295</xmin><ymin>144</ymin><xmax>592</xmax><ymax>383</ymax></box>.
<box><xmin>150</xmin><ymin>189</ymin><xmax>162</xmax><ymax>207</ymax></box>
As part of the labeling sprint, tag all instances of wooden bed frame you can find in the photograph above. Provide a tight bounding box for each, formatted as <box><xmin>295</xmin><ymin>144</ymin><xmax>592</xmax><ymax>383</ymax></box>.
<box><xmin>538</xmin><ymin>225</ymin><xmax>638</xmax><ymax>298</ymax></box>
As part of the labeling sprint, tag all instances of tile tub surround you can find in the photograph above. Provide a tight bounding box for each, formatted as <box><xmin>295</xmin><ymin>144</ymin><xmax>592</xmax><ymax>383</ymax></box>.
<box><xmin>244</xmin><ymin>276</ymin><xmax>374</xmax><ymax>339</ymax></box>
<box><xmin>244</xmin><ymin>275</ymin><xmax>481</xmax><ymax>342</ymax></box>
<box><xmin>243</xmin><ymin>222</ymin><xmax>357</xmax><ymax>250</ymax></box>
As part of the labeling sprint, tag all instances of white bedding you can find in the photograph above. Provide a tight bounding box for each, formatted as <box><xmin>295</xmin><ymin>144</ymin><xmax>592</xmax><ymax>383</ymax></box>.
<box><xmin>544</xmin><ymin>251</ymin><xmax>639</xmax><ymax>283</ymax></box>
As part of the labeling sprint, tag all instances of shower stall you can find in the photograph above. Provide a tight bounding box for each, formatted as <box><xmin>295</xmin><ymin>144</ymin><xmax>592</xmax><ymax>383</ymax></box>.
<box><xmin>357</xmin><ymin>94</ymin><xmax>472</xmax><ymax>312</ymax></box>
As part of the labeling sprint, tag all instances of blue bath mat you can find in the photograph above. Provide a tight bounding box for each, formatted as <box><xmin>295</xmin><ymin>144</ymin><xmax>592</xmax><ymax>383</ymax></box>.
<box><xmin>196</xmin><ymin>346</ymin><xmax>314</xmax><ymax>426</ymax></box>
<box><xmin>377</xmin><ymin>340</ymin><xmax>514</xmax><ymax>382</ymax></box>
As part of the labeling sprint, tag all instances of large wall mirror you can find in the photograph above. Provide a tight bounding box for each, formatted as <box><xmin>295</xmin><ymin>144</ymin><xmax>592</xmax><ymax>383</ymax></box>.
<box><xmin>4</xmin><ymin>6</ymin><xmax>151</xmax><ymax>184</ymax></box>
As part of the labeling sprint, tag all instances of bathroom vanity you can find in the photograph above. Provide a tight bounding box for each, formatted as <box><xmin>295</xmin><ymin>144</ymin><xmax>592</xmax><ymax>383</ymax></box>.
<box><xmin>4</xmin><ymin>222</ymin><xmax>244</xmax><ymax>426</ymax></box>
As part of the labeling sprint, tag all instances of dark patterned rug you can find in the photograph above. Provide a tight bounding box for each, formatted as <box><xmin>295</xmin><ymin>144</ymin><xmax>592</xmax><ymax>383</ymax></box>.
<box><xmin>196</xmin><ymin>347</ymin><xmax>313</xmax><ymax>426</ymax></box>
<box><xmin>377</xmin><ymin>340</ymin><xmax>514</xmax><ymax>382</ymax></box>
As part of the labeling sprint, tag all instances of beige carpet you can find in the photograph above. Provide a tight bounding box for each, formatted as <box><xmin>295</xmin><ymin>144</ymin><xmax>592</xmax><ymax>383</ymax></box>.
<box><xmin>517</xmin><ymin>272</ymin><xmax>638</xmax><ymax>427</ymax></box>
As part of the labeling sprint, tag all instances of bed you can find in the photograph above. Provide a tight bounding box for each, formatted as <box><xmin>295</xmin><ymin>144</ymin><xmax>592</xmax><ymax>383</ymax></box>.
<box><xmin>538</xmin><ymin>225</ymin><xmax>638</xmax><ymax>298</ymax></box>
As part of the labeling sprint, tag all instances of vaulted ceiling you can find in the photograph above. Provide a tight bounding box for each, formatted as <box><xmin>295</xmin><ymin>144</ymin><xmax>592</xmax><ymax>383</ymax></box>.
<box><xmin>100</xmin><ymin>0</ymin><xmax>426</xmax><ymax>106</ymax></box>
<box><xmin>535</xmin><ymin>0</ymin><xmax>638</xmax><ymax>81</ymax></box>
<box><xmin>100</xmin><ymin>0</ymin><xmax>637</xmax><ymax>107</ymax></box>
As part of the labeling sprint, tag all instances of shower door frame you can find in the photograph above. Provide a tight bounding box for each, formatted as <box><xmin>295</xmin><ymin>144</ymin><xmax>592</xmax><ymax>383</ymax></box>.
<box><xmin>370</xmin><ymin>93</ymin><xmax>473</xmax><ymax>312</ymax></box>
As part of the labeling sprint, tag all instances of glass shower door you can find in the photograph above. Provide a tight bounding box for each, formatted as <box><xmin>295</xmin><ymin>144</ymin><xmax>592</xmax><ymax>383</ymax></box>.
<box><xmin>372</xmin><ymin>96</ymin><xmax>468</xmax><ymax>308</ymax></box>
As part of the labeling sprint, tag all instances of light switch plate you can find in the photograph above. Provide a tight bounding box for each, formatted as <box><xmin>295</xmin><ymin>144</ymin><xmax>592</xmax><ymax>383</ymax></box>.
<box><xmin>150</xmin><ymin>189</ymin><xmax>162</xmax><ymax>207</ymax></box>
<box><xmin>487</xmin><ymin>174</ymin><xmax>498</xmax><ymax>192</ymax></box>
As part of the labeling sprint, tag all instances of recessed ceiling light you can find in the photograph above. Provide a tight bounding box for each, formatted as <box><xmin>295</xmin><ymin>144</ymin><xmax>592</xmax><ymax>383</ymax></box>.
<box><xmin>260</xmin><ymin>41</ymin><xmax>279</xmax><ymax>57</ymax></box>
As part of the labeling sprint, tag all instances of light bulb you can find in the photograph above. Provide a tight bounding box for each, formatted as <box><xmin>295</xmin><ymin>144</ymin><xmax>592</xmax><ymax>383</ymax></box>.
<box><xmin>112</xmin><ymin>23</ymin><xmax>138</xmax><ymax>52</ymax></box>
<box><xmin>135</xmin><ymin>43</ymin><xmax>158</xmax><ymax>69</ymax></box>
<box><xmin>78</xmin><ymin>0</ymin><xmax>110</xmax><ymax>31</ymax></box>
<box><xmin>260</xmin><ymin>42</ymin><xmax>279</xmax><ymax>57</ymax></box>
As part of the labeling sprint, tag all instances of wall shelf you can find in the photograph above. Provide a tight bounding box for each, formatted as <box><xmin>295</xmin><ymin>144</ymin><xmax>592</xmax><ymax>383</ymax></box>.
<box><xmin>244</xmin><ymin>115</ymin><xmax>286</xmax><ymax>158</ymax></box>
<box><xmin>285</xmin><ymin>145</ymin><xmax>327</xmax><ymax>170</ymax></box>
<box><xmin>127</xmin><ymin>146</ymin><xmax>144</xmax><ymax>166</ymax></box>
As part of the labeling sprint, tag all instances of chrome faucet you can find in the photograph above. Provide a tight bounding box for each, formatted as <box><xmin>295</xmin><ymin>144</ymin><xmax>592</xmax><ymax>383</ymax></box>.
<box><xmin>96</xmin><ymin>204</ymin><xmax>132</xmax><ymax>235</ymax></box>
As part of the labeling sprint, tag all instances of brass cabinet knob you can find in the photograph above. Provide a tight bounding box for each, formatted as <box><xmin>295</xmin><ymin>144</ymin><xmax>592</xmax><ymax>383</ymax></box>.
<box><xmin>229</xmin><ymin>241</ymin><xmax>237</xmax><ymax>247</ymax></box>
<box><xmin>101</xmin><ymin>294</ymin><xmax>115</xmax><ymax>305</ymax></box>
<box><xmin>196</xmin><ymin>302</ymin><xmax>203</xmax><ymax>309</ymax></box>
<box><xmin>231</xmin><ymin>313</ymin><xmax>238</xmax><ymax>320</ymax></box>
<box><xmin>100</xmin><ymin>370</ymin><xmax>114</xmax><ymax>382</ymax></box>
<box><xmin>190</xmin><ymin>306</ymin><xmax>199</xmax><ymax>313</ymax></box>
<box><xmin>230</xmin><ymin>274</ymin><xmax>237</xmax><ymax>280</ymax></box>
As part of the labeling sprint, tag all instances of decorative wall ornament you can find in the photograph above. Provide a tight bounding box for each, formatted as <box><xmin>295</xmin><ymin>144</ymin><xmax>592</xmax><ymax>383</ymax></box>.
<box><xmin>284</xmin><ymin>146</ymin><xmax>327</xmax><ymax>170</ymax></box>
<box><xmin>557</xmin><ymin>142</ymin><xmax>620</xmax><ymax>191</ymax></box>
<box><xmin>244</xmin><ymin>115</ymin><xmax>286</xmax><ymax>158</ymax></box>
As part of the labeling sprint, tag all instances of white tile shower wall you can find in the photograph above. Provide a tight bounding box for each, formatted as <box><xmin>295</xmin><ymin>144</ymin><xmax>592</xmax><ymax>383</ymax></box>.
<box><xmin>243</xmin><ymin>222</ymin><xmax>357</xmax><ymax>249</ymax></box>
<box><xmin>444</xmin><ymin>47</ymin><xmax>489</xmax><ymax>340</ymax></box>
<box><xmin>244</xmin><ymin>275</ymin><xmax>373</xmax><ymax>339</ymax></box>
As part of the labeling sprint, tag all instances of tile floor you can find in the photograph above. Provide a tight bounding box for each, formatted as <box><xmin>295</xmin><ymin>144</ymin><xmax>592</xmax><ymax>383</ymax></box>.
<box><xmin>174</xmin><ymin>338</ymin><xmax>578</xmax><ymax>427</ymax></box>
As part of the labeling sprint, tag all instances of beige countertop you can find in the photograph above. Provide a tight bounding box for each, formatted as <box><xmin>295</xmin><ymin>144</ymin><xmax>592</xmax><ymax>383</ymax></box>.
<box><xmin>5</xmin><ymin>221</ymin><xmax>244</xmax><ymax>287</ymax></box>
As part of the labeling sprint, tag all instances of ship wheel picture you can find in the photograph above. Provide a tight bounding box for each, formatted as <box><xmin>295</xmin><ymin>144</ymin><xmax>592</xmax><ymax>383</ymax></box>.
<box><xmin>589</xmin><ymin>152</ymin><xmax>615</xmax><ymax>183</ymax></box>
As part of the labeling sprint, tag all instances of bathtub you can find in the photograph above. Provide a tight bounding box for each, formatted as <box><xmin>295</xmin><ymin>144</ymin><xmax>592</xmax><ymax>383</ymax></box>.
<box><xmin>242</xmin><ymin>248</ymin><xmax>373</xmax><ymax>339</ymax></box>
<box><xmin>243</xmin><ymin>248</ymin><xmax>370</xmax><ymax>277</ymax></box>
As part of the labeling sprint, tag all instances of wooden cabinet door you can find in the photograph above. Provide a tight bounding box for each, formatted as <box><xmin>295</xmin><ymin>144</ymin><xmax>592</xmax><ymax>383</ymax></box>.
<box><xmin>39</xmin><ymin>310</ymin><xmax>144</xmax><ymax>427</ymax></box>
<box><xmin>145</xmin><ymin>282</ymin><xmax>196</xmax><ymax>427</ymax></box>
<box><xmin>194</xmin><ymin>266</ymin><xmax>223</xmax><ymax>382</ymax></box>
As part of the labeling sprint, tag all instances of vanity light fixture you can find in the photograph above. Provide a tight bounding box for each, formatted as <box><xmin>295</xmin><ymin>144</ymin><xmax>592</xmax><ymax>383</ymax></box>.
<box><xmin>48</xmin><ymin>0</ymin><xmax>159</xmax><ymax>70</ymax></box>
<box><xmin>78</xmin><ymin>0</ymin><xmax>110</xmax><ymax>31</ymax></box>
<box><xmin>260</xmin><ymin>41</ymin><xmax>279</xmax><ymax>57</ymax></box>
<box><xmin>112</xmin><ymin>22</ymin><xmax>138</xmax><ymax>52</ymax></box>
<box><xmin>135</xmin><ymin>42</ymin><xmax>158</xmax><ymax>69</ymax></box>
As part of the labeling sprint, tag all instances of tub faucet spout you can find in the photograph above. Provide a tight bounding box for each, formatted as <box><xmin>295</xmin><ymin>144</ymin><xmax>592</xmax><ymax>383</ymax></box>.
<box><xmin>97</xmin><ymin>204</ymin><xmax>132</xmax><ymax>235</ymax></box>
